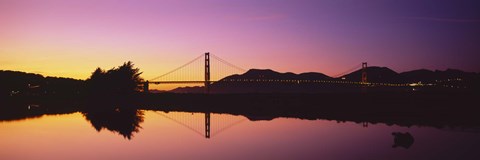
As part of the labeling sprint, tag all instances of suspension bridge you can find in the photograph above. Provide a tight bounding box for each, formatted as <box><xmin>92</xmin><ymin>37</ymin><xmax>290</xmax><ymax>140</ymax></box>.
<box><xmin>142</xmin><ymin>52</ymin><xmax>409</xmax><ymax>93</ymax></box>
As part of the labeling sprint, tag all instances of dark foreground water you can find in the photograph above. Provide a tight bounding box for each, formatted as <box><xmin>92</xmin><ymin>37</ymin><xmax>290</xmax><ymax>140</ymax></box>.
<box><xmin>1</xmin><ymin>110</ymin><xmax>479</xmax><ymax>160</ymax></box>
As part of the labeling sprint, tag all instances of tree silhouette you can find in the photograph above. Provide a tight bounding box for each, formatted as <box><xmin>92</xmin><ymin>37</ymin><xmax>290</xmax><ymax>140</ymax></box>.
<box><xmin>86</xmin><ymin>61</ymin><xmax>143</xmax><ymax>97</ymax></box>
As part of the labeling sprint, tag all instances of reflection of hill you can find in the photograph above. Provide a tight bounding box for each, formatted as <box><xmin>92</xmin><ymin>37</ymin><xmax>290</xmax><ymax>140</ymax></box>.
<box><xmin>0</xmin><ymin>98</ymin><xmax>145</xmax><ymax>140</ymax></box>
<box><xmin>141</xmin><ymin>93</ymin><xmax>480</xmax><ymax>130</ymax></box>
<box><xmin>83</xmin><ymin>108</ymin><xmax>144</xmax><ymax>140</ymax></box>
<box><xmin>0</xmin><ymin>99</ymin><xmax>78</xmax><ymax>122</ymax></box>
<box><xmin>2</xmin><ymin>92</ymin><xmax>480</xmax><ymax>136</ymax></box>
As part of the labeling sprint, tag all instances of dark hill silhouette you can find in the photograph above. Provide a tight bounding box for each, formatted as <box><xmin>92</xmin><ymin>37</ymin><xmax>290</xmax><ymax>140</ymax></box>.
<box><xmin>400</xmin><ymin>69</ymin><xmax>437</xmax><ymax>83</ymax></box>
<box><xmin>224</xmin><ymin>69</ymin><xmax>331</xmax><ymax>80</ymax></box>
<box><xmin>171</xmin><ymin>67</ymin><xmax>479</xmax><ymax>93</ymax></box>
<box><xmin>400</xmin><ymin>69</ymin><xmax>479</xmax><ymax>83</ymax></box>
<box><xmin>435</xmin><ymin>69</ymin><xmax>478</xmax><ymax>81</ymax></box>
<box><xmin>298</xmin><ymin>72</ymin><xmax>331</xmax><ymax>80</ymax></box>
<box><xmin>342</xmin><ymin>66</ymin><xmax>401</xmax><ymax>83</ymax></box>
<box><xmin>172</xmin><ymin>69</ymin><xmax>338</xmax><ymax>93</ymax></box>
<box><xmin>0</xmin><ymin>70</ymin><xmax>84</xmax><ymax>97</ymax></box>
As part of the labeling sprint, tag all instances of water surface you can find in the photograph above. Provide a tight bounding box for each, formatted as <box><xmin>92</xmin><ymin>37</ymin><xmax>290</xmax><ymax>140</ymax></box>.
<box><xmin>1</xmin><ymin>111</ymin><xmax>479</xmax><ymax>160</ymax></box>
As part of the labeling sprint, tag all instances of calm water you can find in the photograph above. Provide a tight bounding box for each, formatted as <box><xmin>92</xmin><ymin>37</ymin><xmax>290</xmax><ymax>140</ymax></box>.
<box><xmin>1</xmin><ymin>110</ymin><xmax>479</xmax><ymax>160</ymax></box>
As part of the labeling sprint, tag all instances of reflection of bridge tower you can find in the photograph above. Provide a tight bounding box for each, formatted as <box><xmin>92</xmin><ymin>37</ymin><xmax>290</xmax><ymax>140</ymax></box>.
<box><xmin>361</xmin><ymin>62</ymin><xmax>368</xmax><ymax>84</ymax></box>
<box><xmin>205</xmin><ymin>52</ymin><xmax>211</xmax><ymax>94</ymax></box>
<box><xmin>205</xmin><ymin>112</ymin><xmax>210</xmax><ymax>138</ymax></box>
<box><xmin>362</xmin><ymin>122</ymin><xmax>369</xmax><ymax>127</ymax></box>
<box><xmin>155</xmin><ymin>111</ymin><xmax>246</xmax><ymax>139</ymax></box>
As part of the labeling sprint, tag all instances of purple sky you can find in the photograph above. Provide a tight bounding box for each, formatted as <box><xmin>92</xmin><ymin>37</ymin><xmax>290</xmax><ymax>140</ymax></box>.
<box><xmin>1</xmin><ymin>0</ymin><xmax>479</xmax><ymax>80</ymax></box>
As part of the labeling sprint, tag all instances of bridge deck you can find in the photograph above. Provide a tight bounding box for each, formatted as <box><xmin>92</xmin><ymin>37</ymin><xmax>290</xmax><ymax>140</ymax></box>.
<box><xmin>148</xmin><ymin>81</ymin><xmax>217</xmax><ymax>84</ymax></box>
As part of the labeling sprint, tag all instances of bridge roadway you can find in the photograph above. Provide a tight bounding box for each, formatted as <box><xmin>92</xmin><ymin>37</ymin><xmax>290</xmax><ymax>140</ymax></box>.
<box><xmin>148</xmin><ymin>81</ymin><xmax>217</xmax><ymax>84</ymax></box>
<box><xmin>147</xmin><ymin>79</ymin><xmax>411</xmax><ymax>87</ymax></box>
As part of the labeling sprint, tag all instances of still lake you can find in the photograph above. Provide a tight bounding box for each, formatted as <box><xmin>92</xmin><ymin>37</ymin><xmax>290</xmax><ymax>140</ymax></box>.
<box><xmin>1</xmin><ymin>110</ymin><xmax>479</xmax><ymax>160</ymax></box>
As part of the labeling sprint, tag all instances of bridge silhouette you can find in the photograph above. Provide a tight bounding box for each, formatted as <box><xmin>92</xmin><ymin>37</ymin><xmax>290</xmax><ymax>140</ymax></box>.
<box><xmin>143</xmin><ymin>52</ymin><xmax>409</xmax><ymax>93</ymax></box>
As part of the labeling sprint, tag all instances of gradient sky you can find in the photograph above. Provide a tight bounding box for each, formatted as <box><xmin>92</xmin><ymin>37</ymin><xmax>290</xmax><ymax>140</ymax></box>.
<box><xmin>1</xmin><ymin>0</ymin><xmax>480</xmax><ymax>80</ymax></box>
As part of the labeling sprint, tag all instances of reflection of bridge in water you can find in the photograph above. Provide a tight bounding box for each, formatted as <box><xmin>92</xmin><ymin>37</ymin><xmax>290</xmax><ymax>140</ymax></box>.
<box><xmin>155</xmin><ymin>111</ymin><xmax>247</xmax><ymax>139</ymax></box>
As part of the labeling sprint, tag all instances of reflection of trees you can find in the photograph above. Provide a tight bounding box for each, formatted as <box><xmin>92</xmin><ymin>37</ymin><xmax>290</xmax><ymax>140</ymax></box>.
<box><xmin>83</xmin><ymin>108</ymin><xmax>144</xmax><ymax>140</ymax></box>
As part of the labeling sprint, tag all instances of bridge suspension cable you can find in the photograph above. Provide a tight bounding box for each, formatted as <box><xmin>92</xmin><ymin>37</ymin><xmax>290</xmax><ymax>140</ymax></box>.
<box><xmin>149</xmin><ymin>54</ymin><xmax>204</xmax><ymax>81</ymax></box>
<box><xmin>210</xmin><ymin>54</ymin><xmax>246</xmax><ymax>81</ymax></box>
<box><xmin>210</xmin><ymin>54</ymin><xmax>246</xmax><ymax>73</ymax></box>
<box><xmin>332</xmin><ymin>63</ymin><xmax>363</xmax><ymax>78</ymax></box>
<box><xmin>149</xmin><ymin>53</ymin><xmax>247</xmax><ymax>82</ymax></box>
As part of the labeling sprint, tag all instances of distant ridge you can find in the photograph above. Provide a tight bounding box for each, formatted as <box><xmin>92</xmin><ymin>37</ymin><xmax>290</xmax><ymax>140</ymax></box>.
<box><xmin>342</xmin><ymin>66</ymin><xmax>400</xmax><ymax>83</ymax></box>
<box><xmin>223</xmin><ymin>69</ymin><xmax>332</xmax><ymax>81</ymax></box>
<box><xmin>171</xmin><ymin>67</ymin><xmax>480</xmax><ymax>93</ymax></box>
<box><xmin>341</xmin><ymin>67</ymin><xmax>480</xmax><ymax>84</ymax></box>
<box><xmin>0</xmin><ymin>70</ymin><xmax>84</xmax><ymax>97</ymax></box>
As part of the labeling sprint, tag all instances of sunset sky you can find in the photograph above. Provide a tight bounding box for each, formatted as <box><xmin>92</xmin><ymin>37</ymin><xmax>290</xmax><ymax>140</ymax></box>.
<box><xmin>1</xmin><ymin>0</ymin><xmax>480</xmax><ymax>81</ymax></box>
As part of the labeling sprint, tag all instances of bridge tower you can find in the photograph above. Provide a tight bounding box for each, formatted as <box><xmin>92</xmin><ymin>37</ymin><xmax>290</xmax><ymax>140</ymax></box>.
<box><xmin>361</xmin><ymin>62</ymin><xmax>368</xmax><ymax>83</ymax></box>
<box><xmin>143</xmin><ymin>81</ymin><xmax>149</xmax><ymax>93</ymax></box>
<box><xmin>205</xmin><ymin>52</ymin><xmax>211</xmax><ymax>93</ymax></box>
